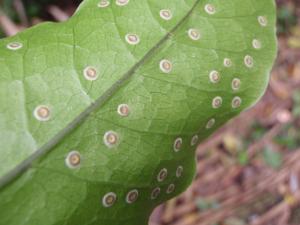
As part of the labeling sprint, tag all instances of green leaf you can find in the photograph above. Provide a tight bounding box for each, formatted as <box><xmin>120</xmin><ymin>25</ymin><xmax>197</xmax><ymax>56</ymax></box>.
<box><xmin>237</xmin><ymin>150</ymin><xmax>249</xmax><ymax>166</ymax></box>
<box><xmin>263</xmin><ymin>146</ymin><xmax>283</xmax><ymax>169</ymax></box>
<box><xmin>196</xmin><ymin>198</ymin><xmax>220</xmax><ymax>211</ymax></box>
<box><xmin>0</xmin><ymin>0</ymin><xmax>277</xmax><ymax>225</ymax></box>
<box><xmin>292</xmin><ymin>90</ymin><xmax>300</xmax><ymax>117</ymax></box>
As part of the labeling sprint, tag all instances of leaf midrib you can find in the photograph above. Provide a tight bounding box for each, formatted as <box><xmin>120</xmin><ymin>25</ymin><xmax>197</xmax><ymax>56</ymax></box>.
<box><xmin>0</xmin><ymin>0</ymin><xmax>201</xmax><ymax>189</ymax></box>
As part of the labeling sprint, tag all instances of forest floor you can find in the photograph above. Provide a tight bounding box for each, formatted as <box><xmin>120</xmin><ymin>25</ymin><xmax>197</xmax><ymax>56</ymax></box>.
<box><xmin>1</xmin><ymin>0</ymin><xmax>300</xmax><ymax>225</ymax></box>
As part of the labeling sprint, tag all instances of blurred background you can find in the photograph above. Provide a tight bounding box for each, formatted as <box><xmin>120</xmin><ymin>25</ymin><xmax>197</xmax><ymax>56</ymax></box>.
<box><xmin>0</xmin><ymin>0</ymin><xmax>300</xmax><ymax>224</ymax></box>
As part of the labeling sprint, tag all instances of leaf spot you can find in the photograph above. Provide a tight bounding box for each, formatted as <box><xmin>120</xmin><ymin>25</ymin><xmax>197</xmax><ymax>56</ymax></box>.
<box><xmin>65</xmin><ymin>151</ymin><xmax>81</xmax><ymax>169</ymax></box>
<box><xmin>191</xmin><ymin>135</ymin><xmax>199</xmax><ymax>146</ymax></box>
<box><xmin>176</xmin><ymin>166</ymin><xmax>183</xmax><ymax>178</ymax></box>
<box><xmin>116</xmin><ymin>0</ymin><xmax>129</xmax><ymax>6</ymax></box>
<box><xmin>126</xmin><ymin>189</ymin><xmax>139</xmax><ymax>204</ymax></box>
<box><xmin>173</xmin><ymin>138</ymin><xmax>183</xmax><ymax>152</ymax></box>
<box><xmin>188</xmin><ymin>28</ymin><xmax>201</xmax><ymax>41</ymax></box>
<box><xmin>244</xmin><ymin>55</ymin><xmax>254</xmax><ymax>68</ymax></box>
<box><xmin>212</xmin><ymin>96</ymin><xmax>223</xmax><ymax>109</ymax></box>
<box><xmin>232</xmin><ymin>78</ymin><xmax>241</xmax><ymax>91</ymax></box>
<box><xmin>102</xmin><ymin>192</ymin><xmax>117</xmax><ymax>207</ymax></box>
<box><xmin>232</xmin><ymin>96</ymin><xmax>242</xmax><ymax>109</ymax></box>
<box><xmin>224</xmin><ymin>58</ymin><xmax>232</xmax><ymax>67</ymax></box>
<box><xmin>160</xmin><ymin>59</ymin><xmax>173</xmax><ymax>73</ymax></box>
<box><xmin>104</xmin><ymin>131</ymin><xmax>119</xmax><ymax>148</ymax></box>
<box><xmin>117</xmin><ymin>104</ymin><xmax>130</xmax><ymax>117</ymax></box>
<box><xmin>206</xmin><ymin>118</ymin><xmax>216</xmax><ymax>129</ymax></box>
<box><xmin>97</xmin><ymin>0</ymin><xmax>110</xmax><ymax>8</ymax></box>
<box><xmin>6</xmin><ymin>42</ymin><xmax>23</xmax><ymax>50</ymax></box>
<box><xmin>209</xmin><ymin>70</ymin><xmax>220</xmax><ymax>83</ymax></box>
<box><xmin>252</xmin><ymin>39</ymin><xmax>262</xmax><ymax>49</ymax></box>
<box><xmin>157</xmin><ymin>168</ymin><xmax>168</xmax><ymax>182</ymax></box>
<box><xmin>125</xmin><ymin>33</ymin><xmax>140</xmax><ymax>45</ymax></box>
<box><xmin>34</xmin><ymin>105</ymin><xmax>51</xmax><ymax>121</ymax></box>
<box><xmin>83</xmin><ymin>67</ymin><xmax>98</xmax><ymax>81</ymax></box>
<box><xmin>151</xmin><ymin>187</ymin><xmax>161</xmax><ymax>200</ymax></box>
<box><xmin>166</xmin><ymin>184</ymin><xmax>175</xmax><ymax>194</ymax></box>
<box><xmin>258</xmin><ymin>16</ymin><xmax>268</xmax><ymax>27</ymax></box>
<box><xmin>205</xmin><ymin>4</ymin><xmax>216</xmax><ymax>15</ymax></box>
<box><xmin>160</xmin><ymin>9</ymin><xmax>172</xmax><ymax>20</ymax></box>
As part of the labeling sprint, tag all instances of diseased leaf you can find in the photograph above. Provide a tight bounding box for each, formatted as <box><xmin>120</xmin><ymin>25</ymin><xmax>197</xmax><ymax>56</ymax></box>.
<box><xmin>0</xmin><ymin>0</ymin><xmax>277</xmax><ymax>225</ymax></box>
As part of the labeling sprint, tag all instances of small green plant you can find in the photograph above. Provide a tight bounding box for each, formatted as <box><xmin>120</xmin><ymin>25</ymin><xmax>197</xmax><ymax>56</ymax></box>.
<box><xmin>0</xmin><ymin>0</ymin><xmax>277</xmax><ymax>225</ymax></box>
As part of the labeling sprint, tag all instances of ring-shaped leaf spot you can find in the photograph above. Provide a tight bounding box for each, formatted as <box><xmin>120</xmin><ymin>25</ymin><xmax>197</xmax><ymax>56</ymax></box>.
<box><xmin>191</xmin><ymin>135</ymin><xmax>199</xmax><ymax>146</ymax></box>
<box><xmin>209</xmin><ymin>70</ymin><xmax>221</xmax><ymax>83</ymax></box>
<box><xmin>102</xmin><ymin>192</ymin><xmax>117</xmax><ymax>207</ymax></box>
<box><xmin>83</xmin><ymin>66</ymin><xmax>99</xmax><ymax>81</ymax></box>
<box><xmin>126</xmin><ymin>189</ymin><xmax>139</xmax><ymax>204</ymax></box>
<box><xmin>232</xmin><ymin>96</ymin><xmax>242</xmax><ymax>109</ymax></box>
<box><xmin>206</xmin><ymin>118</ymin><xmax>216</xmax><ymax>129</ymax></box>
<box><xmin>103</xmin><ymin>131</ymin><xmax>119</xmax><ymax>148</ymax></box>
<box><xmin>160</xmin><ymin>9</ymin><xmax>172</xmax><ymax>21</ymax></box>
<box><xmin>205</xmin><ymin>4</ymin><xmax>216</xmax><ymax>15</ymax></box>
<box><xmin>151</xmin><ymin>187</ymin><xmax>161</xmax><ymax>200</ymax></box>
<box><xmin>166</xmin><ymin>184</ymin><xmax>175</xmax><ymax>194</ymax></box>
<box><xmin>212</xmin><ymin>96</ymin><xmax>223</xmax><ymax>109</ymax></box>
<box><xmin>173</xmin><ymin>138</ymin><xmax>183</xmax><ymax>152</ymax></box>
<box><xmin>176</xmin><ymin>166</ymin><xmax>183</xmax><ymax>178</ymax></box>
<box><xmin>157</xmin><ymin>168</ymin><xmax>168</xmax><ymax>182</ymax></box>
<box><xmin>65</xmin><ymin>151</ymin><xmax>81</xmax><ymax>169</ymax></box>
<box><xmin>97</xmin><ymin>0</ymin><xmax>110</xmax><ymax>8</ymax></box>
<box><xmin>116</xmin><ymin>0</ymin><xmax>129</xmax><ymax>6</ymax></box>
<box><xmin>160</xmin><ymin>59</ymin><xmax>173</xmax><ymax>73</ymax></box>
<box><xmin>117</xmin><ymin>104</ymin><xmax>130</xmax><ymax>117</ymax></box>
<box><xmin>224</xmin><ymin>58</ymin><xmax>232</xmax><ymax>67</ymax></box>
<box><xmin>244</xmin><ymin>55</ymin><xmax>254</xmax><ymax>68</ymax></box>
<box><xmin>258</xmin><ymin>16</ymin><xmax>268</xmax><ymax>27</ymax></box>
<box><xmin>7</xmin><ymin>42</ymin><xmax>23</xmax><ymax>50</ymax></box>
<box><xmin>125</xmin><ymin>33</ymin><xmax>140</xmax><ymax>45</ymax></box>
<box><xmin>33</xmin><ymin>105</ymin><xmax>51</xmax><ymax>122</ymax></box>
<box><xmin>232</xmin><ymin>78</ymin><xmax>241</xmax><ymax>91</ymax></box>
<box><xmin>188</xmin><ymin>28</ymin><xmax>201</xmax><ymax>40</ymax></box>
<box><xmin>252</xmin><ymin>39</ymin><xmax>262</xmax><ymax>49</ymax></box>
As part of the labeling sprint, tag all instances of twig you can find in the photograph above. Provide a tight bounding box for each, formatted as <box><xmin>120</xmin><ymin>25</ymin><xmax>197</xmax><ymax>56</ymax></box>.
<box><xmin>47</xmin><ymin>5</ymin><xmax>69</xmax><ymax>22</ymax></box>
<box><xmin>13</xmin><ymin>0</ymin><xmax>29</xmax><ymax>26</ymax></box>
<box><xmin>0</xmin><ymin>8</ymin><xmax>21</xmax><ymax>36</ymax></box>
